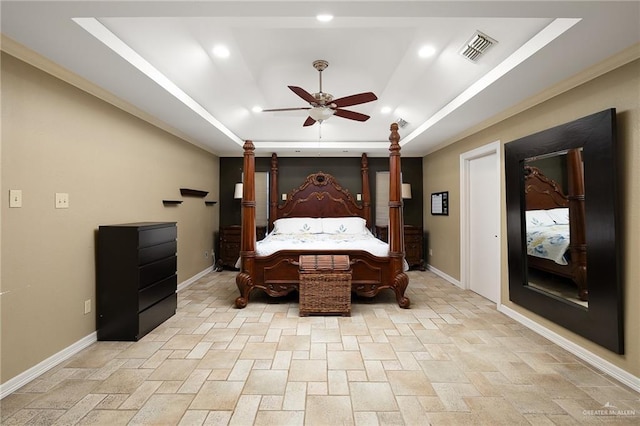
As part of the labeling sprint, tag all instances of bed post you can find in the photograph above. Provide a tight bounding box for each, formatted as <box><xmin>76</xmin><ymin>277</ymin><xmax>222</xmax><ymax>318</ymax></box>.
<box><xmin>235</xmin><ymin>140</ymin><xmax>256</xmax><ymax>308</ymax></box>
<box><xmin>388</xmin><ymin>123</ymin><xmax>410</xmax><ymax>308</ymax></box>
<box><xmin>361</xmin><ymin>153</ymin><xmax>372</xmax><ymax>228</ymax></box>
<box><xmin>269</xmin><ymin>153</ymin><xmax>278</xmax><ymax>232</ymax></box>
<box><xmin>567</xmin><ymin>148</ymin><xmax>587</xmax><ymax>300</ymax></box>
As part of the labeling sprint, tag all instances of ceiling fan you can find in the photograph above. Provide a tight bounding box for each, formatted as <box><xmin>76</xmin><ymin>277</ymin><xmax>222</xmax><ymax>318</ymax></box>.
<box><xmin>262</xmin><ymin>60</ymin><xmax>378</xmax><ymax>127</ymax></box>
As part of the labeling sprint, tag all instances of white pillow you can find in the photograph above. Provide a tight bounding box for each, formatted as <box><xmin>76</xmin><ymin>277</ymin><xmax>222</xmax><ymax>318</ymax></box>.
<box><xmin>546</xmin><ymin>208</ymin><xmax>570</xmax><ymax>225</ymax></box>
<box><xmin>321</xmin><ymin>217</ymin><xmax>367</xmax><ymax>234</ymax></box>
<box><xmin>525</xmin><ymin>210</ymin><xmax>555</xmax><ymax>228</ymax></box>
<box><xmin>272</xmin><ymin>217</ymin><xmax>323</xmax><ymax>234</ymax></box>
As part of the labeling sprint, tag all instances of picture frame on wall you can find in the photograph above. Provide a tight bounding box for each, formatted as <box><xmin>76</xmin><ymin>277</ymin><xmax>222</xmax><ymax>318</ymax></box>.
<box><xmin>431</xmin><ymin>191</ymin><xmax>448</xmax><ymax>215</ymax></box>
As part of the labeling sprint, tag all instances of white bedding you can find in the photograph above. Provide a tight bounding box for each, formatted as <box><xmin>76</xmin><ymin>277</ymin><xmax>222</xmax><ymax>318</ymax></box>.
<box><xmin>256</xmin><ymin>229</ymin><xmax>390</xmax><ymax>257</ymax></box>
<box><xmin>235</xmin><ymin>217</ymin><xmax>407</xmax><ymax>270</ymax></box>
<box><xmin>526</xmin><ymin>208</ymin><xmax>570</xmax><ymax>265</ymax></box>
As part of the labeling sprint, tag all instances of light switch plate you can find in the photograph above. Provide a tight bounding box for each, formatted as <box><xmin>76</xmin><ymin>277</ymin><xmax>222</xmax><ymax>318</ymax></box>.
<box><xmin>9</xmin><ymin>190</ymin><xmax>23</xmax><ymax>208</ymax></box>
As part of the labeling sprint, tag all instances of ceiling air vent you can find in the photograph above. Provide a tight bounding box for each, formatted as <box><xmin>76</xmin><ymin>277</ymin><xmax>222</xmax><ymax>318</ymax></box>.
<box><xmin>396</xmin><ymin>118</ymin><xmax>409</xmax><ymax>128</ymax></box>
<box><xmin>460</xmin><ymin>31</ymin><xmax>497</xmax><ymax>62</ymax></box>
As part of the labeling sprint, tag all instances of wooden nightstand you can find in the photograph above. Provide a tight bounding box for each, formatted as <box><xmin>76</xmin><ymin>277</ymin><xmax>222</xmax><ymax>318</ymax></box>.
<box><xmin>375</xmin><ymin>225</ymin><xmax>425</xmax><ymax>271</ymax></box>
<box><xmin>216</xmin><ymin>225</ymin><xmax>266</xmax><ymax>271</ymax></box>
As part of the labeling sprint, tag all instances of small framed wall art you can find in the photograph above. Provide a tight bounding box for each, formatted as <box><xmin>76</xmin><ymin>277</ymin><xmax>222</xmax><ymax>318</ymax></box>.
<box><xmin>431</xmin><ymin>191</ymin><xmax>448</xmax><ymax>215</ymax></box>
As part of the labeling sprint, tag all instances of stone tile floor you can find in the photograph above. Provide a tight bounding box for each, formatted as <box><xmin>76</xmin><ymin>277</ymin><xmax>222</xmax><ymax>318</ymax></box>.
<box><xmin>2</xmin><ymin>270</ymin><xmax>639</xmax><ymax>425</ymax></box>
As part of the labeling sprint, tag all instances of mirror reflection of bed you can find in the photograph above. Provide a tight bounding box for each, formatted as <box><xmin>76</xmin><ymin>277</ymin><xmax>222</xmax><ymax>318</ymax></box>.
<box><xmin>505</xmin><ymin>108</ymin><xmax>621</xmax><ymax>354</ymax></box>
<box><xmin>524</xmin><ymin>148</ymin><xmax>587</xmax><ymax>305</ymax></box>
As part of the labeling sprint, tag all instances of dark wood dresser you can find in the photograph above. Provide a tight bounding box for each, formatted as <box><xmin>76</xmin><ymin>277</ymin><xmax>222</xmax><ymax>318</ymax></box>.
<box><xmin>97</xmin><ymin>222</ymin><xmax>177</xmax><ymax>341</ymax></box>
<box><xmin>216</xmin><ymin>225</ymin><xmax>266</xmax><ymax>270</ymax></box>
<box><xmin>375</xmin><ymin>225</ymin><xmax>425</xmax><ymax>271</ymax></box>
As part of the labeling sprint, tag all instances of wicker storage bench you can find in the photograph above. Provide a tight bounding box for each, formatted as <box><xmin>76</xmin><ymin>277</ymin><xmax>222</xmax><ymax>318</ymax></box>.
<box><xmin>299</xmin><ymin>255</ymin><xmax>352</xmax><ymax>316</ymax></box>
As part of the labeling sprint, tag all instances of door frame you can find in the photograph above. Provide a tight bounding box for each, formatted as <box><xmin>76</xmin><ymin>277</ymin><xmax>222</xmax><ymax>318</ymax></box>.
<box><xmin>459</xmin><ymin>141</ymin><xmax>501</xmax><ymax>304</ymax></box>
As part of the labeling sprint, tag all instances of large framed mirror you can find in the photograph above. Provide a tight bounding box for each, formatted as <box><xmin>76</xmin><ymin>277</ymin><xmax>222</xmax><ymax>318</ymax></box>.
<box><xmin>505</xmin><ymin>109</ymin><xmax>623</xmax><ymax>353</ymax></box>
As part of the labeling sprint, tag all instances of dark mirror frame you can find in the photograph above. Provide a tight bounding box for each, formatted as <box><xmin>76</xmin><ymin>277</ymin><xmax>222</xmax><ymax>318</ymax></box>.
<box><xmin>505</xmin><ymin>109</ymin><xmax>623</xmax><ymax>354</ymax></box>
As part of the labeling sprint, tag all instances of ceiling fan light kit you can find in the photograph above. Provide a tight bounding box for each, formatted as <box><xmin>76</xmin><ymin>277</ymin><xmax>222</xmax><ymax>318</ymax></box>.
<box><xmin>262</xmin><ymin>60</ymin><xmax>378</xmax><ymax>127</ymax></box>
<box><xmin>309</xmin><ymin>107</ymin><xmax>335</xmax><ymax>122</ymax></box>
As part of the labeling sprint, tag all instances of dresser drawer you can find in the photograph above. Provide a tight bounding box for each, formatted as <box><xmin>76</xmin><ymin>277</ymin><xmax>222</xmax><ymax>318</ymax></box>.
<box><xmin>404</xmin><ymin>234</ymin><xmax>421</xmax><ymax>244</ymax></box>
<box><xmin>139</xmin><ymin>225</ymin><xmax>177</xmax><ymax>248</ymax></box>
<box><xmin>221</xmin><ymin>233</ymin><xmax>241</xmax><ymax>242</ymax></box>
<box><xmin>139</xmin><ymin>274</ymin><xmax>176</xmax><ymax>312</ymax></box>
<box><xmin>138</xmin><ymin>293</ymin><xmax>177</xmax><ymax>339</ymax></box>
<box><xmin>139</xmin><ymin>256</ymin><xmax>177</xmax><ymax>288</ymax></box>
<box><xmin>139</xmin><ymin>240</ymin><xmax>176</xmax><ymax>265</ymax></box>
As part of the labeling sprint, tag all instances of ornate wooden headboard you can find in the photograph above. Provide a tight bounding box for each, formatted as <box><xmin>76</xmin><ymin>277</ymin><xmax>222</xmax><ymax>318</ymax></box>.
<box><xmin>277</xmin><ymin>172</ymin><xmax>366</xmax><ymax>220</ymax></box>
<box><xmin>524</xmin><ymin>165</ymin><xmax>569</xmax><ymax>210</ymax></box>
<box><xmin>268</xmin><ymin>153</ymin><xmax>372</xmax><ymax>230</ymax></box>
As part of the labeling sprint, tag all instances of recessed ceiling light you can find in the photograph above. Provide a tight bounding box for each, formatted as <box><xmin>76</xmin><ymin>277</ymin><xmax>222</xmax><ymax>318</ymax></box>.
<box><xmin>212</xmin><ymin>45</ymin><xmax>230</xmax><ymax>58</ymax></box>
<box><xmin>252</xmin><ymin>106</ymin><xmax>263</xmax><ymax>113</ymax></box>
<box><xmin>316</xmin><ymin>14</ymin><xmax>334</xmax><ymax>23</ymax></box>
<box><xmin>381</xmin><ymin>106</ymin><xmax>392</xmax><ymax>114</ymax></box>
<box><xmin>418</xmin><ymin>45</ymin><xmax>436</xmax><ymax>58</ymax></box>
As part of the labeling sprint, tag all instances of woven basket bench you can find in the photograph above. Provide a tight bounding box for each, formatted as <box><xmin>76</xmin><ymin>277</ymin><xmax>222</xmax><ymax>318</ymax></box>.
<box><xmin>298</xmin><ymin>255</ymin><xmax>352</xmax><ymax>317</ymax></box>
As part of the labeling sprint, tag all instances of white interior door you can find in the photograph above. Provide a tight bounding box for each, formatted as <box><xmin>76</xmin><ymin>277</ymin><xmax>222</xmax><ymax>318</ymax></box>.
<box><xmin>461</xmin><ymin>143</ymin><xmax>500</xmax><ymax>303</ymax></box>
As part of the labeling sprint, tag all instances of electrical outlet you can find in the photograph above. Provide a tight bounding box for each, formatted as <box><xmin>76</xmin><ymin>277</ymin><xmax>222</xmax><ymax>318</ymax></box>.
<box><xmin>429</xmin><ymin>249</ymin><xmax>433</xmax><ymax>256</ymax></box>
<box><xmin>55</xmin><ymin>192</ymin><xmax>69</xmax><ymax>209</ymax></box>
<box><xmin>9</xmin><ymin>190</ymin><xmax>23</xmax><ymax>208</ymax></box>
<box><xmin>204</xmin><ymin>251</ymin><xmax>209</xmax><ymax>258</ymax></box>
<box><xmin>84</xmin><ymin>299</ymin><xmax>91</xmax><ymax>314</ymax></box>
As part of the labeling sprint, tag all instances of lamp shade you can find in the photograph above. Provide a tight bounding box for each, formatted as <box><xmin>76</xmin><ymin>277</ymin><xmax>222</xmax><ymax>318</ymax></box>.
<box><xmin>234</xmin><ymin>183</ymin><xmax>243</xmax><ymax>199</ymax></box>
<box><xmin>401</xmin><ymin>183</ymin><xmax>412</xmax><ymax>199</ymax></box>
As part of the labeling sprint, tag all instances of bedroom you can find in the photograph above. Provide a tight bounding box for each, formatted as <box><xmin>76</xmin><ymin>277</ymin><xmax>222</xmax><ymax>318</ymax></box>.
<box><xmin>1</xmin><ymin>0</ymin><xmax>639</xmax><ymax>422</ymax></box>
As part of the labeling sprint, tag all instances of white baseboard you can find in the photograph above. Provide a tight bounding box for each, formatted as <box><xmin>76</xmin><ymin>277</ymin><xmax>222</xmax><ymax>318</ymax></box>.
<box><xmin>177</xmin><ymin>265</ymin><xmax>214</xmax><ymax>292</ymax></box>
<box><xmin>0</xmin><ymin>332</ymin><xmax>97</xmax><ymax>399</ymax></box>
<box><xmin>1</xmin><ymin>267</ymin><xmax>214</xmax><ymax>399</ymax></box>
<box><xmin>499</xmin><ymin>304</ymin><xmax>640</xmax><ymax>393</ymax></box>
<box><xmin>426</xmin><ymin>264</ymin><xmax>462</xmax><ymax>288</ymax></box>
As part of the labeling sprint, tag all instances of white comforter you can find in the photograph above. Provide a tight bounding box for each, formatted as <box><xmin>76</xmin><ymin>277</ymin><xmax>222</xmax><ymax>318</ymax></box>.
<box><xmin>256</xmin><ymin>230</ymin><xmax>390</xmax><ymax>257</ymax></box>
<box><xmin>526</xmin><ymin>224</ymin><xmax>570</xmax><ymax>265</ymax></box>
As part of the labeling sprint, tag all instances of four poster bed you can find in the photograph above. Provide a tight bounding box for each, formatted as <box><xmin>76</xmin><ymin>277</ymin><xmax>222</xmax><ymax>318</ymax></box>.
<box><xmin>524</xmin><ymin>148</ymin><xmax>587</xmax><ymax>301</ymax></box>
<box><xmin>235</xmin><ymin>123</ymin><xmax>410</xmax><ymax>309</ymax></box>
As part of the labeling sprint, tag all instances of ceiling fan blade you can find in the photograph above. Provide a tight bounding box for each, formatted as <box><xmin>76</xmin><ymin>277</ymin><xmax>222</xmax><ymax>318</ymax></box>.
<box><xmin>332</xmin><ymin>92</ymin><xmax>377</xmax><ymax>108</ymax></box>
<box><xmin>303</xmin><ymin>116</ymin><xmax>317</xmax><ymax>127</ymax></box>
<box><xmin>262</xmin><ymin>107</ymin><xmax>311</xmax><ymax>112</ymax></box>
<box><xmin>333</xmin><ymin>108</ymin><xmax>370</xmax><ymax>122</ymax></box>
<box><xmin>288</xmin><ymin>86</ymin><xmax>317</xmax><ymax>104</ymax></box>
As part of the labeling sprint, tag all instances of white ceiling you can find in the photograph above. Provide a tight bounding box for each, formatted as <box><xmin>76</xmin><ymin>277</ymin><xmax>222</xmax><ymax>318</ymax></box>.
<box><xmin>2</xmin><ymin>1</ymin><xmax>639</xmax><ymax>157</ymax></box>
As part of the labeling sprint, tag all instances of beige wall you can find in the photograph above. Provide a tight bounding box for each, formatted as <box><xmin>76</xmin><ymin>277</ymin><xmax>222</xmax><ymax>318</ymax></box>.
<box><xmin>423</xmin><ymin>57</ymin><xmax>639</xmax><ymax>376</ymax></box>
<box><xmin>1</xmin><ymin>52</ymin><xmax>220</xmax><ymax>383</ymax></box>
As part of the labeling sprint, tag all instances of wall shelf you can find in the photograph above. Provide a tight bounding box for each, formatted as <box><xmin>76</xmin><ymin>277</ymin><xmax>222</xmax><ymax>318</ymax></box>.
<box><xmin>162</xmin><ymin>200</ymin><xmax>183</xmax><ymax>206</ymax></box>
<box><xmin>180</xmin><ymin>188</ymin><xmax>208</xmax><ymax>197</ymax></box>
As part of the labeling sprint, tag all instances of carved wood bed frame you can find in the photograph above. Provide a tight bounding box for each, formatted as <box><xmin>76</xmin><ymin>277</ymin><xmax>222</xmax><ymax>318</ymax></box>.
<box><xmin>235</xmin><ymin>123</ymin><xmax>409</xmax><ymax>309</ymax></box>
<box><xmin>524</xmin><ymin>148</ymin><xmax>587</xmax><ymax>301</ymax></box>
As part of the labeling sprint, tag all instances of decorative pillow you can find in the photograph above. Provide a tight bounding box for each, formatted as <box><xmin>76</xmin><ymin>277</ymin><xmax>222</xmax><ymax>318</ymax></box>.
<box><xmin>525</xmin><ymin>210</ymin><xmax>555</xmax><ymax>228</ymax></box>
<box><xmin>321</xmin><ymin>217</ymin><xmax>367</xmax><ymax>234</ymax></box>
<box><xmin>546</xmin><ymin>208</ymin><xmax>570</xmax><ymax>225</ymax></box>
<box><xmin>272</xmin><ymin>217</ymin><xmax>323</xmax><ymax>234</ymax></box>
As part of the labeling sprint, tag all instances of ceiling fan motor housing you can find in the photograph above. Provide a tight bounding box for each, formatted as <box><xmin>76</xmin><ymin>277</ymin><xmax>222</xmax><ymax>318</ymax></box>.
<box><xmin>312</xmin><ymin>92</ymin><xmax>334</xmax><ymax>106</ymax></box>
